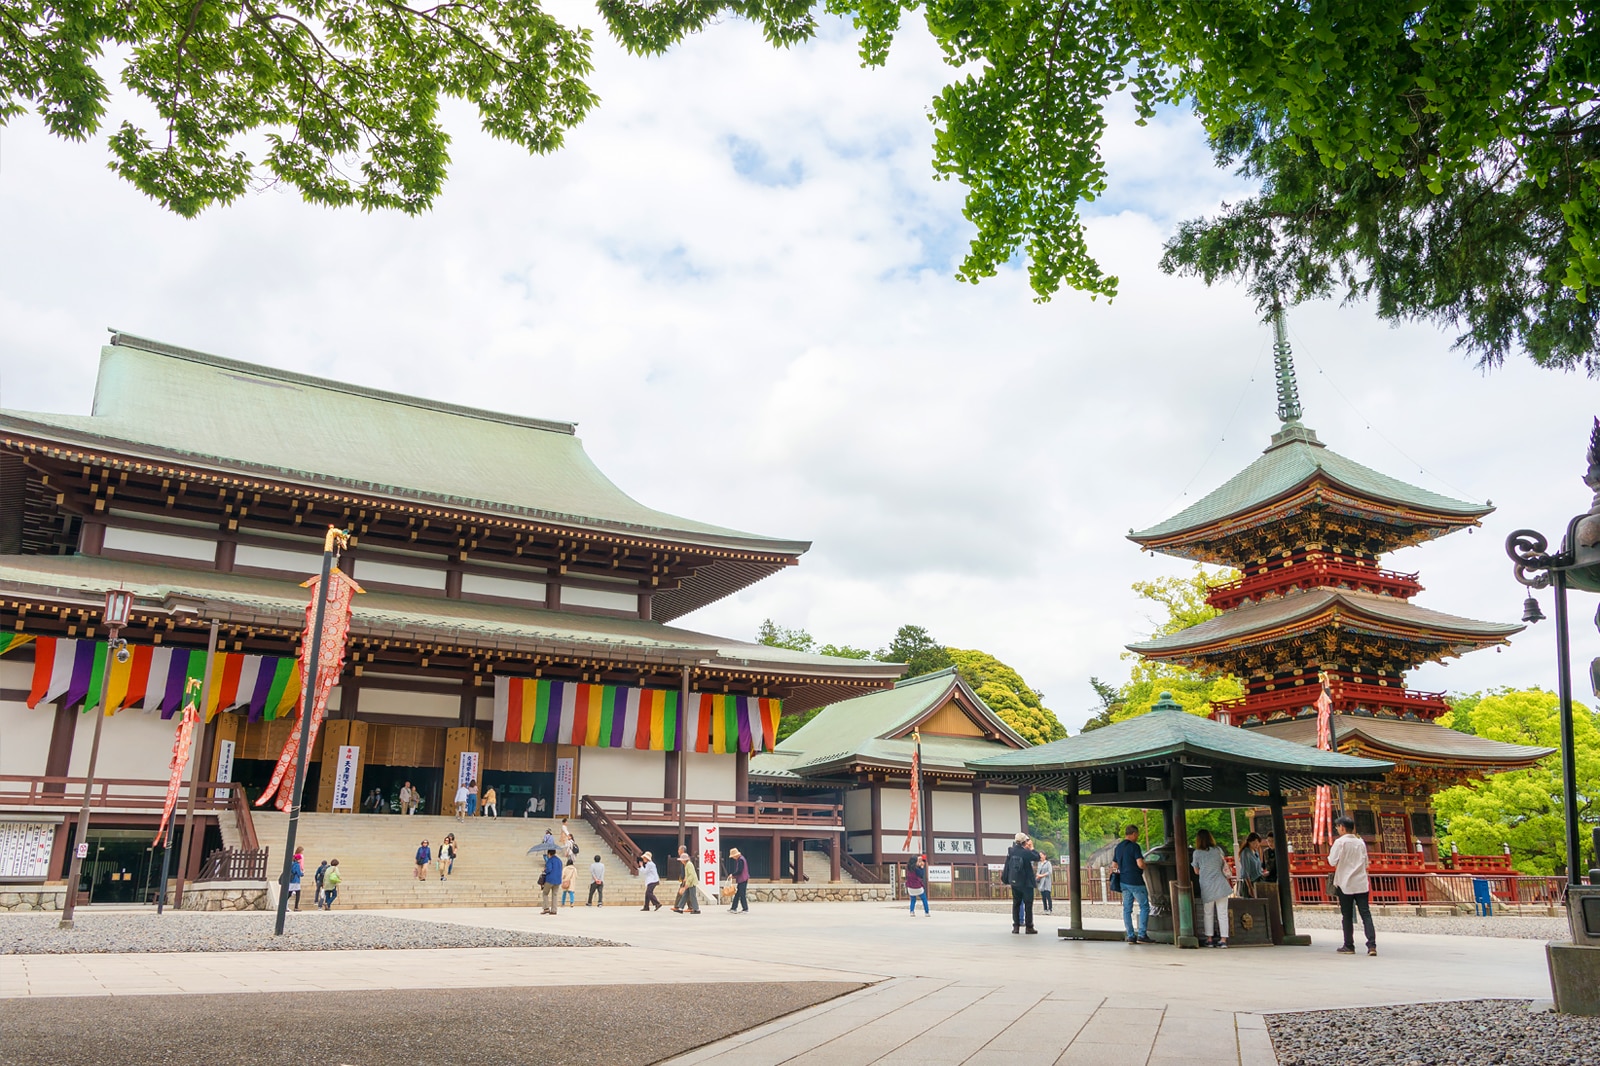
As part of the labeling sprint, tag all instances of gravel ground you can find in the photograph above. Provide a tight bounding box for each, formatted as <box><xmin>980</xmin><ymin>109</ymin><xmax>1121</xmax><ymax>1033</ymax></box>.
<box><xmin>0</xmin><ymin>981</ymin><xmax>864</xmax><ymax>1066</ymax></box>
<box><xmin>908</xmin><ymin>902</ymin><xmax>1569</xmax><ymax>939</ymax></box>
<box><xmin>1267</xmin><ymin>999</ymin><xmax>1600</xmax><ymax>1066</ymax></box>
<box><xmin>0</xmin><ymin>911</ymin><xmax>621</xmax><ymax>955</ymax></box>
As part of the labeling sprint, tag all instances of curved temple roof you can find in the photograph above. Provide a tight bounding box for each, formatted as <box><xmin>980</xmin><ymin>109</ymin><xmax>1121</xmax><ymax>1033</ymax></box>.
<box><xmin>969</xmin><ymin>709</ymin><xmax>1394</xmax><ymax>794</ymax></box>
<box><xmin>1129</xmin><ymin>432</ymin><xmax>1491</xmax><ymax>553</ymax></box>
<box><xmin>1127</xmin><ymin>587</ymin><xmax>1521</xmax><ymax>662</ymax></box>
<box><xmin>1246</xmin><ymin>714</ymin><xmax>1554</xmax><ymax>769</ymax></box>
<box><xmin>0</xmin><ymin>335</ymin><xmax>807</xmax><ymax>556</ymax></box>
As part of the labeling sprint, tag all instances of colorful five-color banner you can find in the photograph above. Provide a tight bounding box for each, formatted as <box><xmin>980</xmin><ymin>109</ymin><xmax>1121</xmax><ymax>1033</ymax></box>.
<box><xmin>9</xmin><ymin>636</ymin><xmax>302</xmax><ymax>721</ymax></box>
<box><xmin>492</xmin><ymin>677</ymin><xmax>781</xmax><ymax>753</ymax></box>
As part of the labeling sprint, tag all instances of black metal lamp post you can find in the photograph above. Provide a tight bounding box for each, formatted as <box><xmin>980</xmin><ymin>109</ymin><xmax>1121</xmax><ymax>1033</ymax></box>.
<box><xmin>1506</xmin><ymin>417</ymin><xmax>1600</xmax><ymax>891</ymax></box>
<box><xmin>59</xmin><ymin>588</ymin><xmax>135</xmax><ymax>928</ymax></box>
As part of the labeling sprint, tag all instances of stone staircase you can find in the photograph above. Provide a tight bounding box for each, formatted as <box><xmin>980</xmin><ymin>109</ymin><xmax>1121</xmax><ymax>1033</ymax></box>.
<box><xmin>249</xmin><ymin>811</ymin><xmax>648</xmax><ymax>909</ymax></box>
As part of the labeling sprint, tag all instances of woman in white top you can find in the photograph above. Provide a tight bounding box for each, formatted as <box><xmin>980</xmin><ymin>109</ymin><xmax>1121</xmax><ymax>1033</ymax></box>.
<box><xmin>453</xmin><ymin>783</ymin><xmax>469</xmax><ymax>821</ymax></box>
<box><xmin>639</xmin><ymin>851</ymin><xmax>662</xmax><ymax>911</ymax></box>
<box><xmin>1190</xmin><ymin>829</ymin><xmax>1233</xmax><ymax>947</ymax></box>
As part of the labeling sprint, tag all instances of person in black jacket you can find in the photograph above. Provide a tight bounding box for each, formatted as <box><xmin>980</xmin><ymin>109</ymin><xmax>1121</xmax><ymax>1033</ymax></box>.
<box><xmin>1003</xmin><ymin>833</ymin><xmax>1042</xmax><ymax>934</ymax></box>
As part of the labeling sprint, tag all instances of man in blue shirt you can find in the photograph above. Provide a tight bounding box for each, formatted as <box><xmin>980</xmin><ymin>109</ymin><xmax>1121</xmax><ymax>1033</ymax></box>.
<box><xmin>1112</xmin><ymin>824</ymin><xmax>1152</xmax><ymax>944</ymax></box>
<box><xmin>541</xmin><ymin>849</ymin><xmax>563</xmax><ymax>914</ymax></box>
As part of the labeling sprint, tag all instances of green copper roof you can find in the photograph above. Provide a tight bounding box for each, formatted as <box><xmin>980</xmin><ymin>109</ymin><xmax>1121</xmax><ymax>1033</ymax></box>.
<box><xmin>968</xmin><ymin>709</ymin><xmax>1393</xmax><ymax>792</ymax></box>
<box><xmin>0</xmin><ymin>554</ymin><xmax>900</xmax><ymax>708</ymax></box>
<box><xmin>0</xmin><ymin>336</ymin><xmax>807</xmax><ymax>556</ymax></box>
<box><xmin>749</xmin><ymin>668</ymin><xmax>1027</xmax><ymax>779</ymax></box>
<box><xmin>1129</xmin><ymin>433</ymin><xmax>1491</xmax><ymax>544</ymax></box>
<box><xmin>1248</xmin><ymin>714</ymin><xmax>1553</xmax><ymax>767</ymax></box>
<box><xmin>1127</xmin><ymin>587</ymin><xmax>1520</xmax><ymax>659</ymax></box>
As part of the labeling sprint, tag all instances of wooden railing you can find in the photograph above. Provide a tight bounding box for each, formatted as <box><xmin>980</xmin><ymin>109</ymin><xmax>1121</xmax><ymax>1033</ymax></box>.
<box><xmin>580</xmin><ymin>795</ymin><xmax>643</xmax><ymax>874</ymax></box>
<box><xmin>230</xmin><ymin>789</ymin><xmax>260</xmax><ymax>852</ymax></box>
<box><xmin>0</xmin><ymin>775</ymin><xmax>235</xmax><ymax>812</ymax></box>
<box><xmin>584</xmin><ymin>795</ymin><xmax>843</xmax><ymax>827</ymax></box>
<box><xmin>195</xmin><ymin>847</ymin><xmax>270</xmax><ymax>882</ymax></box>
<box><xmin>1211</xmin><ymin>683</ymin><xmax>1449</xmax><ymax>725</ymax></box>
<box><xmin>1288</xmin><ymin>871</ymin><xmax>1566</xmax><ymax>908</ymax></box>
<box><xmin>1207</xmin><ymin>555</ymin><xmax>1422</xmax><ymax>610</ymax></box>
<box><xmin>841</xmin><ymin>852</ymin><xmax>884</xmax><ymax>884</ymax></box>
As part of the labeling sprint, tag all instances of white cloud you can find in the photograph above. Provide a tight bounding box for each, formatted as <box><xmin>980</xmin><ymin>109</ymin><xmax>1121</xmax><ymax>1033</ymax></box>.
<box><xmin>2</xmin><ymin>15</ymin><xmax>1595</xmax><ymax>731</ymax></box>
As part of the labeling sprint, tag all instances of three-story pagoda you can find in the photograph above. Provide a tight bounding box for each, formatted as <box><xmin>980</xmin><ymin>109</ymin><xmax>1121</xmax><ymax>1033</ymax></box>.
<box><xmin>1126</xmin><ymin>315</ymin><xmax>1552</xmax><ymax>861</ymax></box>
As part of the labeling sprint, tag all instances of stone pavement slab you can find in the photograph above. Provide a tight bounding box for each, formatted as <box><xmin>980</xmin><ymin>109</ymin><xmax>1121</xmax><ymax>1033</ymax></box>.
<box><xmin>0</xmin><ymin>901</ymin><xmax>1556</xmax><ymax>1065</ymax></box>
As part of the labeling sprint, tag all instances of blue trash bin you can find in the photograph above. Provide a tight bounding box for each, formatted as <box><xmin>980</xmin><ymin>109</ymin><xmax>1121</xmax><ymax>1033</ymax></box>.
<box><xmin>1472</xmin><ymin>878</ymin><xmax>1494</xmax><ymax>917</ymax></box>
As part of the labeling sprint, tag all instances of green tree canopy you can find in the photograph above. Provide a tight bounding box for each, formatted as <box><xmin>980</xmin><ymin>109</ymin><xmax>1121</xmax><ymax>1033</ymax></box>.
<box><xmin>596</xmin><ymin>1</ymin><xmax>1600</xmax><ymax>372</ymax></box>
<box><xmin>947</xmin><ymin>648</ymin><xmax>1066</xmax><ymax>745</ymax></box>
<box><xmin>877</xmin><ymin>624</ymin><xmax>953</xmax><ymax>679</ymax></box>
<box><xmin>1112</xmin><ymin>565</ymin><xmax>1243</xmax><ymax>722</ymax></box>
<box><xmin>1433</xmin><ymin>688</ymin><xmax>1600</xmax><ymax>875</ymax></box>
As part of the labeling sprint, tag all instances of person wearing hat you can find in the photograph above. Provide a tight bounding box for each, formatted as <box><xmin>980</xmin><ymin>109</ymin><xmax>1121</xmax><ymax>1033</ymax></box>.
<box><xmin>672</xmin><ymin>845</ymin><xmax>701</xmax><ymax>913</ymax></box>
<box><xmin>726</xmin><ymin>847</ymin><xmax>750</xmax><ymax>913</ymax></box>
<box><xmin>906</xmin><ymin>854</ymin><xmax>929</xmax><ymax>916</ymax></box>
<box><xmin>639</xmin><ymin>851</ymin><xmax>662</xmax><ymax>911</ymax></box>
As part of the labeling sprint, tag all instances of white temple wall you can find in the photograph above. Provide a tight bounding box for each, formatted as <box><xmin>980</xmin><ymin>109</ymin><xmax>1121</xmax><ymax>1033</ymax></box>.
<box><xmin>0</xmin><ymin>698</ymin><xmax>51</xmax><ymax>776</ymax></box>
<box><xmin>982</xmin><ymin>793</ymin><xmax>1024</xmax><ymax>856</ymax></box>
<box><xmin>684</xmin><ymin>751</ymin><xmax>736</xmax><ymax>801</ymax></box>
<box><xmin>879</xmin><ymin>788</ymin><xmax>911</xmax><ymax>854</ymax></box>
<box><xmin>580</xmin><ymin>748</ymin><xmax>665</xmax><ymax>802</ymax></box>
<box><xmin>69</xmin><ymin>709</ymin><xmax>178</xmax><ymax>787</ymax></box>
<box><xmin>358</xmin><ymin>686</ymin><xmax>458</xmax><ymax>720</ymax></box>
<box><xmin>932</xmin><ymin>789</ymin><xmax>974</xmax><ymax>833</ymax></box>
<box><xmin>843</xmin><ymin>788</ymin><xmax>872</xmax><ymax>832</ymax></box>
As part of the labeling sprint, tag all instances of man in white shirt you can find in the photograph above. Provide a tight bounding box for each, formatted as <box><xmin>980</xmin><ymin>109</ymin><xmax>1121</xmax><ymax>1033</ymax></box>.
<box><xmin>1327</xmin><ymin>816</ymin><xmax>1377</xmax><ymax>956</ymax></box>
<box><xmin>454</xmin><ymin>782</ymin><xmax>469</xmax><ymax>822</ymax></box>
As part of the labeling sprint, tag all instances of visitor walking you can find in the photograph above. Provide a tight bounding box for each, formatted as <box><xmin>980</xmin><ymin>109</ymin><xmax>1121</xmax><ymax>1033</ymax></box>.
<box><xmin>1036</xmin><ymin>853</ymin><xmax>1054</xmax><ymax>914</ymax></box>
<box><xmin>587</xmin><ymin>855</ymin><xmax>606</xmax><ymax>906</ymax></box>
<box><xmin>1003</xmin><ymin>832</ymin><xmax>1042</xmax><ymax>934</ymax></box>
<box><xmin>364</xmin><ymin>787</ymin><xmax>385</xmax><ymax>814</ymax></box>
<box><xmin>673</xmin><ymin>846</ymin><xmax>701</xmax><ymax>913</ymax></box>
<box><xmin>1238</xmin><ymin>833</ymin><xmax>1265</xmax><ymax>892</ymax></box>
<box><xmin>906</xmin><ymin>855</ymin><xmax>929</xmax><ymax>916</ymax></box>
<box><xmin>540</xmin><ymin>849</ymin><xmax>562</xmax><ymax>914</ymax></box>
<box><xmin>1329</xmin><ymin>816</ymin><xmax>1377</xmax><ymax>956</ymax></box>
<box><xmin>454</xmin><ymin>781</ymin><xmax>469</xmax><ymax>821</ymax></box>
<box><xmin>640</xmin><ymin>851</ymin><xmax>662</xmax><ymax>911</ymax></box>
<box><xmin>313</xmin><ymin>858</ymin><xmax>329</xmax><ymax>908</ymax></box>
<box><xmin>1191</xmin><ymin>829</ymin><xmax>1232</xmax><ymax>947</ymax></box>
<box><xmin>1261</xmin><ymin>832</ymin><xmax>1278</xmax><ymax>884</ymax></box>
<box><xmin>400</xmin><ymin>781</ymin><xmax>419</xmax><ymax>816</ymax></box>
<box><xmin>466</xmin><ymin>778</ymin><xmax>479</xmax><ymax>818</ymax></box>
<box><xmin>482</xmin><ymin>786</ymin><xmax>498</xmax><ymax>818</ymax></box>
<box><xmin>287</xmin><ymin>848</ymin><xmax>305</xmax><ymax>911</ymax></box>
<box><xmin>438</xmin><ymin>835</ymin><xmax>456</xmax><ymax>881</ymax></box>
<box><xmin>561</xmin><ymin>856</ymin><xmax>577</xmax><ymax>906</ymax></box>
<box><xmin>322</xmin><ymin>860</ymin><xmax>342</xmax><ymax>909</ymax></box>
<box><xmin>726</xmin><ymin>847</ymin><xmax>750</xmax><ymax>913</ymax></box>
<box><xmin>1112</xmin><ymin>824</ymin><xmax>1151</xmax><ymax>944</ymax></box>
<box><xmin>415</xmin><ymin>840</ymin><xmax>432</xmax><ymax>881</ymax></box>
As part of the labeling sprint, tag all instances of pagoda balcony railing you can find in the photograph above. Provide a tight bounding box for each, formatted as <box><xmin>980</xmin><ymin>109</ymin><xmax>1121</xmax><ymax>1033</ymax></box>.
<box><xmin>1211</xmin><ymin>683</ymin><xmax>1449</xmax><ymax>725</ymax></box>
<box><xmin>1207</xmin><ymin>557</ymin><xmax>1422</xmax><ymax>610</ymax></box>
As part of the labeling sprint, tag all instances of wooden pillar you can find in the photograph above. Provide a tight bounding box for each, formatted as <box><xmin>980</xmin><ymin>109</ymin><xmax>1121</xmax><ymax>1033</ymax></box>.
<box><xmin>638</xmin><ymin>591</ymin><xmax>653</xmax><ymax>621</ymax></box>
<box><xmin>1018</xmin><ymin>786</ymin><xmax>1031</xmax><ymax>835</ymax></box>
<box><xmin>971</xmin><ymin>783</ymin><xmax>985</xmax><ymax>861</ymax></box>
<box><xmin>735</xmin><ymin>751</ymin><xmax>749</xmax><ymax>802</ymax></box>
<box><xmin>664</xmin><ymin>751</ymin><xmax>680</xmax><ymax>799</ymax></box>
<box><xmin>458</xmin><ymin>678</ymin><xmax>478</xmax><ymax>729</ymax></box>
<box><xmin>44</xmin><ymin>702</ymin><xmax>76</xmax><ymax>795</ymax></box>
<box><xmin>870</xmin><ymin>783</ymin><xmax>883</xmax><ymax>865</ymax></box>
<box><xmin>1269</xmin><ymin>776</ymin><xmax>1301</xmax><ymax>941</ymax></box>
<box><xmin>770</xmin><ymin>832</ymin><xmax>781</xmax><ymax>883</ymax></box>
<box><xmin>830</xmin><ymin>833</ymin><xmax>841</xmax><ymax>883</ymax></box>
<box><xmin>317</xmin><ymin>719</ymin><xmax>351</xmax><ymax>813</ymax></box>
<box><xmin>214</xmin><ymin>539</ymin><xmax>236</xmax><ymax>572</ymax></box>
<box><xmin>339</xmin><ymin>676</ymin><xmax>361</xmax><ymax>721</ymax></box>
<box><xmin>444</xmin><ymin>569</ymin><xmax>463</xmax><ymax>599</ymax></box>
<box><xmin>1067</xmin><ymin>779</ymin><xmax>1083</xmax><ymax>933</ymax></box>
<box><xmin>1171</xmin><ymin>764</ymin><xmax>1197</xmax><ymax>948</ymax></box>
<box><xmin>48</xmin><ymin>816</ymin><xmax>71</xmax><ymax>880</ymax></box>
<box><xmin>794</xmin><ymin>838</ymin><xmax>805</xmax><ymax>883</ymax></box>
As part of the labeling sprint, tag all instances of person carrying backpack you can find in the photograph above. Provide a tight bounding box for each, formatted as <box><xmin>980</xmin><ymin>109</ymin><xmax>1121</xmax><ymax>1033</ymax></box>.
<box><xmin>415</xmin><ymin>840</ymin><xmax>432</xmax><ymax>881</ymax></box>
<box><xmin>1002</xmin><ymin>832</ymin><xmax>1042</xmax><ymax>935</ymax></box>
<box><xmin>322</xmin><ymin>860</ymin><xmax>343</xmax><ymax>909</ymax></box>
<box><xmin>313</xmin><ymin>859</ymin><xmax>329</xmax><ymax>908</ymax></box>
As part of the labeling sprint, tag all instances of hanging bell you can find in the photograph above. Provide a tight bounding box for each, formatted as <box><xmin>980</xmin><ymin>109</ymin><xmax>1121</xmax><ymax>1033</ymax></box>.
<box><xmin>1521</xmin><ymin>595</ymin><xmax>1546</xmax><ymax>624</ymax></box>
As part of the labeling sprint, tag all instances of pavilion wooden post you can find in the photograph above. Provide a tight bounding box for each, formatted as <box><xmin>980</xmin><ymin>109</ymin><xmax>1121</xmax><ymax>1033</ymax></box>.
<box><xmin>870</xmin><ymin>783</ymin><xmax>883</xmax><ymax>866</ymax></box>
<box><xmin>1066</xmin><ymin>778</ymin><xmax>1083</xmax><ymax>934</ymax></box>
<box><xmin>829</xmin><ymin>833</ymin><xmax>841</xmax><ymax>882</ymax></box>
<box><xmin>970</xmin><ymin>783</ymin><xmax>984</xmax><ymax>864</ymax></box>
<box><xmin>1268</xmin><ymin>776</ymin><xmax>1306</xmax><ymax>943</ymax></box>
<box><xmin>770</xmin><ymin>833</ymin><xmax>781</xmax><ymax>882</ymax></box>
<box><xmin>1170</xmin><ymin>764</ymin><xmax>1197</xmax><ymax>948</ymax></box>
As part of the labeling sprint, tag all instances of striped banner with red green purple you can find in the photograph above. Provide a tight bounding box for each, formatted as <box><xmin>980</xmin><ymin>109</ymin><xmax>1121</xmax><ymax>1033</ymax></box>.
<box><xmin>492</xmin><ymin>677</ymin><xmax>780</xmax><ymax>752</ymax></box>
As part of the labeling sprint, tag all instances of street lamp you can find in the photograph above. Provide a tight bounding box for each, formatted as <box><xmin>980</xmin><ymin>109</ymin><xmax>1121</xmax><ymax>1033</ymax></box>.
<box><xmin>1506</xmin><ymin>416</ymin><xmax>1600</xmax><ymax>892</ymax></box>
<box><xmin>59</xmin><ymin>587</ymin><xmax>134</xmax><ymax>928</ymax></box>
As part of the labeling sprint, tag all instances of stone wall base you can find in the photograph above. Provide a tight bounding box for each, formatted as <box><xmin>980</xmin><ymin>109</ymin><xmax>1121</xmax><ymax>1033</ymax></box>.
<box><xmin>0</xmin><ymin>887</ymin><xmax>68</xmax><ymax>912</ymax></box>
<box><xmin>176</xmin><ymin>881</ymin><xmax>269</xmax><ymax>911</ymax></box>
<box><xmin>745</xmin><ymin>884</ymin><xmax>894</xmax><ymax>903</ymax></box>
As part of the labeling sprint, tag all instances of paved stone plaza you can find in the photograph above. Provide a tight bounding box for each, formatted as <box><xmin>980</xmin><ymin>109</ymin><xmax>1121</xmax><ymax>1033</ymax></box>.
<box><xmin>0</xmin><ymin>901</ymin><xmax>1555</xmax><ymax>1064</ymax></box>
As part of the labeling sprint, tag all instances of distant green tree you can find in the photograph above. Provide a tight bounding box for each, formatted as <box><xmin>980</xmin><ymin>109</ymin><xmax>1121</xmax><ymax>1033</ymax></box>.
<box><xmin>948</xmin><ymin>648</ymin><xmax>1066</xmax><ymax>745</ymax></box>
<box><xmin>818</xmin><ymin>643</ymin><xmax>873</xmax><ymax>660</ymax></box>
<box><xmin>756</xmin><ymin>619</ymin><xmax>814</xmax><ymax>653</ymax></box>
<box><xmin>1111</xmin><ymin>565</ymin><xmax>1243</xmax><ymax>722</ymax></box>
<box><xmin>1433</xmin><ymin>688</ymin><xmax>1600</xmax><ymax>875</ymax></box>
<box><xmin>877</xmin><ymin>624</ymin><xmax>954</xmax><ymax>679</ymax></box>
<box><xmin>1079</xmin><ymin>677</ymin><xmax>1122</xmax><ymax>733</ymax></box>
<box><xmin>757</xmin><ymin>621</ymin><xmax>873</xmax><ymax>740</ymax></box>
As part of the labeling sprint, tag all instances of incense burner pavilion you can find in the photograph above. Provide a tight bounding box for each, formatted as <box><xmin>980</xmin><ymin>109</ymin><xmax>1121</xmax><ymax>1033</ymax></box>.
<box><xmin>0</xmin><ymin>335</ymin><xmax>903</xmax><ymax>899</ymax></box>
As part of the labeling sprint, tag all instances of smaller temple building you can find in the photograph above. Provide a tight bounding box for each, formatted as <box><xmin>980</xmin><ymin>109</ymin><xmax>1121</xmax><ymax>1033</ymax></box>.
<box><xmin>1126</xmin><ymin>316</ymin><xmax>1553</xmax><ymax>871</ymax></box>
<box><xmin>749</xmin><ymin>668</ymin><xmax>1033</xmax><ymax>886</ymax></box>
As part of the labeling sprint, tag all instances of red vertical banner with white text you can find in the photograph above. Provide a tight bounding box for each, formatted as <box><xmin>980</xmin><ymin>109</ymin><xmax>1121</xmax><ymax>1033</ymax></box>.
<box><xmin>699</xmin><ymin>823</ymin><xmax>720</xmax><ymax>901</ymax></box>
